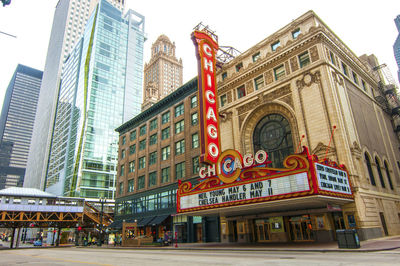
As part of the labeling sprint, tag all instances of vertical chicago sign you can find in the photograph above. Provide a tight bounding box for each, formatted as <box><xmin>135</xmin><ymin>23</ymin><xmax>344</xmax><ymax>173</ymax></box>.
<box><xmin>192</xmin><ymin>30</ymin><xmax>221</xmax><ymax>164</ymax></box>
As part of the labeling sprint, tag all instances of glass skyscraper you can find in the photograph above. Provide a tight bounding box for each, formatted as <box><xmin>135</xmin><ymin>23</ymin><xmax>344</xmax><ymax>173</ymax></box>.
<box><xmin>394</xmin><ymin>15</ymin><xmax>400</xmax><ymax>84</ymax></box>
<box><xmin>0</xmin><ymin>65</ymin><xmax>43</xmax><ymax>189</ymax></box>
<box><xmin>45</xmin><ymin>0</ymin><xmax>145</xmax><ymax>199</ymax></box>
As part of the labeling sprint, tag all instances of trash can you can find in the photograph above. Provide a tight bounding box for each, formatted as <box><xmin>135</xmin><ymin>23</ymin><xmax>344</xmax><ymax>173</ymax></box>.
<box><xmin>336</xmin><ymin>229</ymin><xmax>360</xmax><ymax>249</ymax></box>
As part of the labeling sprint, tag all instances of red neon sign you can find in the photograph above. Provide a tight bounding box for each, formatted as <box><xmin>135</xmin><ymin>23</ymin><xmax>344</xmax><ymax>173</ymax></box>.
<box><xmin>192</xmin><ymin>30</ymin><xmax>221</xmax><ymax>164</ymax></box>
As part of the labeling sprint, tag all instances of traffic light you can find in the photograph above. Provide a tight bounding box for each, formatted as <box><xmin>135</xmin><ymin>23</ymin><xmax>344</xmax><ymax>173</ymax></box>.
<box><xmin>1</xmin><ymin>0</ymin><xmax>11</xmax><ymax>7</ymax></box>
<box><xmin>77</xmin><ymin>226</ymin><xmax>82</xmax><ymax>232</ymax></box>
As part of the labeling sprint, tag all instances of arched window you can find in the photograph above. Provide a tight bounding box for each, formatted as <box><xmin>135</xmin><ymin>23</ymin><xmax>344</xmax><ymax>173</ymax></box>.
<box><xmin>364</xmin><ymin>153</ymin><xmax>376</xmax><ymax>186</ymax></box>
<box><xmin>384</xmin><ymin>161</ymin><xmax>394</xmax><ymax>190</ymax></box>
<box><xmin>253</xmin><ymin>113</ymin><xmax>293</xmax><ymax>168</ymax></box>
<box><xmin>375</xmin><ymin>157</ymin><xmax>386</xmax><ymax>188</ymax></box>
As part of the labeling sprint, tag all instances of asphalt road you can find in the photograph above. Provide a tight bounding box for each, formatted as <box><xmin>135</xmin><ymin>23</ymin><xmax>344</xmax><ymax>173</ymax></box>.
<box><xmin>1</xmin><ymin>247</ymin><xmax>400</xmax><ymax>266</ymax></box>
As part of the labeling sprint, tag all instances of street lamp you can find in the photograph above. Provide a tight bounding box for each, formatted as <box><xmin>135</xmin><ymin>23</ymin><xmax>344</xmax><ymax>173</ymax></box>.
<box><xmin>97</xmin><ymin>197</ymin><xmax>106</xmax><ymax>246</ymax></box>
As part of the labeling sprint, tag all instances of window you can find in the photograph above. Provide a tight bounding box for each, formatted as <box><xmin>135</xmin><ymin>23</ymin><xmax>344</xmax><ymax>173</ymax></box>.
<box><xmin>299</xmin><ymin>51</ymin><xmax>310</xmax><ymax>68</ymax></box>
<box><xmin>120</xmin><ymin>165</ymin><xmax>124</xmax><ymax>176</ymax></box>
<box><xmin>235</xmin><ymin>62</ymin><xmax>243</xmax><ymax>72</ymax></box>
<box><xmin>253</xmin><ymin>113</ymin><xmax>293</xmax><ymax>168</ymax></box>
<box><xmin>129</xmin><ymin>144</ymin><xmax>136</xmax><ymax>155</ymax></box>
<box><xmin>254</xmin><ymin>75</ymin><xmax>264</xmax><ymax>90</ymax></box>
<box><xmin>162</xmin><ymin>167</ymin><xmax>170</xmax><ymax>183</ymax></box>
<box><xmin>274</xmin><ymin>65</ymin><xmax>285</xmax><ymax>80</ymax></box>
<box><xmin>191</xmin><ymin>95</ymin><xmax>198</xmax><ymax>108</ymax></box>
<box><xmin>330</xmin><ymin>51</ymin><xmax>336</xmax><ymax>65</ymax></box>
<box><xmin>352</xmin><ymin>71</ymin><xmax>359</xmax><ymax>85</ymax></box>
<box><xmin>176</xmin><ymin>162</ymin><xmax>185</xmax><ymax>180</ymax></box>
<box><xmin>140</xmin><ymin>125</ymin><xmax>147</xmax><ymax>136</ymax></box>
<box><xmin>130</xmin><ymin>130</ymin><xmax>136</xmax><ymax>141</ymax></box>
<box><xmin>222</xmin><ymin>72</ymin><xmax>227</xmax><ymax>80</ymax></box>
<box><xmin>365</xmin><ymin>153</ymin><xmax>376</xmax><ymax>186</ymax></box>
<box><xmin>121</xmin><ymin>149</ymin><xmax>125</xmax><ymax>159</ymax></box>
<box><xmin>122</xmin><ymin>136</ymin><xmax>126</xmax><ymax>145</ymax></box>
<box><xmin>175</xmin><ymin>139</ymin><xmax>185</xmax><ymax>155</ymax></box>
<box><xmin>119</xmin><ymin>182</ymin><xmax>124</xmax><ymax>195</ymax></box>
<box><xmin>292</xmin><ymin>28</ymin><xmax>301</xmax><ymax>39</ymax></box>
<box><xmin>162</xmin><ymin>111</ymin><xmax>170</xmax><ymax>124</ymax></box>
<box><xmin>384</xmin><ymin>161</ymin><xmax>394</xmax><ymax>190</ymax></box>
<box><xmin>129</xmin><ymin>160</ymin><xmax>135</xmax><ymax>173</ymax></box>
<box><xmin>237</xmin><ymin>85</ymin><xmax>246</xmax><ymax>99</ymax></box>
<box><xmin>220</xmin><ymin>94</ymin><xmax>227</xmax><ymax>107</ymax></box>
<box><xmin>192</xmin><ymin>157</ymin><xmax>200</xmax><ymax>174</ymax></box>
<box><xmin>149</xmin><ymin>151</ymin><xmax>157</xmax><ymax>165</ymax></box>
<box><xmin>375</xmin><ymin>157</ymin><xmax>386</xmax><ymax>188</ymax></box>
<box><xmin>362</xmin><ymin>80</ymin><xmax>367</xmax><ymax>92</ymax></box>
<box><xmin>150</xmin><ymin>133</ymin><xmax>157</xmax><ymax>145</ymax></box>
<box><xmin>150</xmin><ymin>119</ymin><xmax>157</xmax><ymax>131</ymax></box>
<box><xmin>139</xmin><ymin>139</ymin><xmax>146</xmax><ymax>151</ymax></box>
<box><xmin>138</xmin><ymin>175</ymin><xmax>145</xmax><ymax>190</ymax></box>
<box><xmin>252</xmin><ymin>52</ymin><xmax>261</xmax><ymax>62</ymax></box>
<box><xmin>341</xmin><ymin>62</ymin><xmax>348</xmax><ymax>76</ymax></box>
<box><xmin>149</xmin><ymin>172</ymin><xmax>157</xmax><ymax>187</ymax></box>
<box><xmin>161</xmin><ymin>127</ymin><xmax>170</xmax><ymax>140</ymax></box>
<box><xmin>191</xmin><ymin>112</ymin><xmax>198</xmax><ymax>126</ymax></box>
<box><xmin>127</xmin><ymin>179</ymin><xmax>134</xmax><ymax>192</ymax></box>
<box><xmin>162</xmin><ymin>146</ymin><xmax>170</xmax><ymax>160</ymax></box>
<box><xmin>139</xmin><ymin>156</ymin><xmax>146</xmax><ymax>169</ymax></box>
<box><xmin>192</xmin><ymin>133</ymin><xmax>199</xmax><ymax>148</ymax></box>
<box><xmin>175</xmin><ymin>120</ymin><xmax>185</xmax><ymax>134</ymax></box>
<box><xmin>271</xmin><ymin>41</ymin><xmax>280</xmax><ymax>51</ymax></box>
<box><xmin>175</xmin><ymin>103</ymin><xmax>184</xmax><ymax>117</ymax></box>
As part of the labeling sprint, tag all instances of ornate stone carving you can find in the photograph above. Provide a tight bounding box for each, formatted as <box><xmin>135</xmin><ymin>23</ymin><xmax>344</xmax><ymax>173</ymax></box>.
<box><xmin>350</xmin><ymin>141</ymin><xmax>362</xmax><ymax>158</ymax></box>
<box><xmin>265</xmin><ymin>70</ymin><xmax>273</xmax><ymax>85</ymax></box>
<box><xmin>264</xmin><ymin>85</ymin><xmax>291</xmax><ymax>102</ymax></box>
<box><xmin>285</xmin><ymin>62</ymin><xmax>290</xmax><ymax>75</ymax></box>
<box><xmin>219</xmin><ymin>111</ymin><xmax>233</xmax><ymax>122</ymax></box>
<box><xmin>227</xmin><ymin>91</ymin><xmax>232</xmax><ymax>103</ymax></box>
<box><xmin>290</xmin><ymin>57</ymin><xmax>299</xmax><ymax>72</ymax></box>
<box><xmin>246</xmin><ymin>80</ymin><xmax>254</xmax><ymax>94</ymax></box>
<box><xmin>309</xmin><ymin>45</ymin><xmax>319</xmax><ymax>62</ymax></box>
<box><xmin>296</xmin><ymin>70</ymin><xmax>321</xmax><ymax>90</ymax></box>
<box><xmin>280</xmin><ymin>94</ymin><xmax>294</xmax><ymax>108</ymax></box>
<box><xmin>312</xmin><ymin>142</ymin><xmax>336</xmax><ymax>158</ymax></box>
<box><xmin>331</xmin><ymin>70</ymin><xmax>344</xmax><ymax>86</ymax></box>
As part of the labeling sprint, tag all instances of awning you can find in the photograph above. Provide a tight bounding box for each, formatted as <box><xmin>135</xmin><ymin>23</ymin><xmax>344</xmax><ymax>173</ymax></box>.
<box><xmin>147</xmin><ymin>215</ymin><xmax>169</xmax><ymax>226</ymax></box>
<box><xmin>137</xmin><ymin>216</ymin><xmax>154</xmax><ymax>227</ymax></box>
<box><xmin>108</xmin><ymin>220</ymin><xmax>122</xmax><ymax>229</ymax></box>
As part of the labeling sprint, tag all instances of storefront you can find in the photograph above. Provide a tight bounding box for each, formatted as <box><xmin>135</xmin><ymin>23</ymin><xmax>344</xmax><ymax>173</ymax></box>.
<box><xmin>177</xmin><ymin>148</ymin><xmax>355</xmax><ymax>244</ymax></box>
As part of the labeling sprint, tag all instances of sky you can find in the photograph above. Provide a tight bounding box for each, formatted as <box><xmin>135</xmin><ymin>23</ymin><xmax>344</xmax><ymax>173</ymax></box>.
<box><xmin>0</xmin><ymin>0</ymin><xmax>399</xmax><ymax>110</ymax></box>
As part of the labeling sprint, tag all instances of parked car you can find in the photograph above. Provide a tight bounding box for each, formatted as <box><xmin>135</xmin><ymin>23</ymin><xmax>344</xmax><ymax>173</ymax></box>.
<box><xmin>33</xmin><ymin>240</ymin><xmax>42</xmax><ymax>246</ymax></box>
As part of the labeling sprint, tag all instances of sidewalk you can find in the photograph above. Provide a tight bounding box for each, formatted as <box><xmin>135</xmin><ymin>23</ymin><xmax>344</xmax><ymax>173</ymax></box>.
<box><xmin>96</xmin><ymin>235</ymin><xmax>400</xmax><ymax>252</ymax></box>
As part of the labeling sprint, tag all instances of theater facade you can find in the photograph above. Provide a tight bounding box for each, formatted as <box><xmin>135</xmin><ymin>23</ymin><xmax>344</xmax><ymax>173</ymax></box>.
<box><xmin>114</xmin><ymin>10</ymin><xmax>400</xmax><ymax>243</ymax></box>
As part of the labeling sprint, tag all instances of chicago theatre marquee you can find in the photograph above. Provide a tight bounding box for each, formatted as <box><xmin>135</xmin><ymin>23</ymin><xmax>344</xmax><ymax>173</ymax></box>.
<box><xmin>115</xmin><ymin>10</ymin><xmax>400</xmax><ymax>244</ymax></box>
<box><xmin>178</xmin><ymin>11</ymin><xmax>400</xmax><ymax>243</ymax></box>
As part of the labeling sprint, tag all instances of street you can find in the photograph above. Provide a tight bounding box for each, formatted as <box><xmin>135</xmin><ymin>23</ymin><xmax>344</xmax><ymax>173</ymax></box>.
<box><xmin>0</xmin><ymin>247</ymin><xmax>399</xmax><ymax>266</ymax></box>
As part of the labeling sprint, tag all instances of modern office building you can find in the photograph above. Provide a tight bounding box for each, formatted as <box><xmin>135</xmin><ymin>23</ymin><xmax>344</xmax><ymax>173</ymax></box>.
<box><xmin>25</xmin><ymin>0</ymin><xmax>126</xmax><ymax>190</ymax></box>
<box><xmin>142</xmin><ymin>35</ymin><xmax>183</xmax><ymax>110</ymax></box>
<box><xmin>394</xmin><ymin>15</ymin><xmax>400</xmax><ymax>84</ymax></box>
<box><xmin>114</xmin><ymin>11</ymin><xmax>400</xmax><ymax>244</ymax></box>
<box><xmin>44</xmin><ymin>0</ymin><xmax>146</xmax><ymax>199</ymax></box>
<box><xmin>0</xmin><ymin>65</ymin><xmax>43</xmax><ymax>189</ymax></box>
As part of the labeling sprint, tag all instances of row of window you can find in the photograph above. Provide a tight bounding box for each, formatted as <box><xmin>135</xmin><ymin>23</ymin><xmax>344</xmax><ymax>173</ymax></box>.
<box><xmin>220</xmin><ymin>50</ymin><xmax>311</xmax><ymax>107</ymax></box>
<box><xmin>119</xmin><ymin>158</ymin><xmax>200</xmax><ymax>195</ymax></box>
<box><xmin>121</xmin><ymin>95</ymin><xmax>198</xmax><ymax>145</ymax></box>
<box><xmin>116</xmin><ymin>189</ymin><xmax>177</xmax><ymax>216</ymax></box>
<box><xmin>120</xmin><ymin>117</ymin><xmax>199</xmax><ymax>159</ymax></box>
<box><xmin>120</xmin><ymin>133</ymin><xmax>200</xmax><ymax>174</ymax></box>
<box><xmin>329</xmin><ymin>51</ymin><xmax>370</xmax><ymax>93</ymax></box>
<box><xmin>221</xmin><ymin>28</ymin><xmax>302</xmax><ymax>82</ymax></box>
<box><xmin>364</xmin><ymin>152</ymin><xmax>394</xmax><ymax>190</ymax></box>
